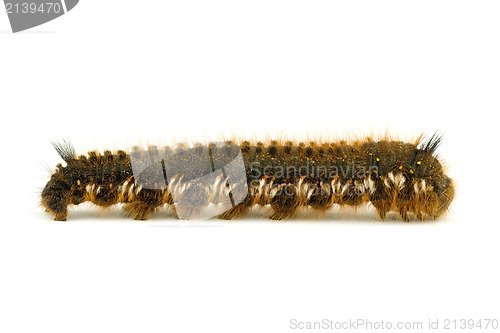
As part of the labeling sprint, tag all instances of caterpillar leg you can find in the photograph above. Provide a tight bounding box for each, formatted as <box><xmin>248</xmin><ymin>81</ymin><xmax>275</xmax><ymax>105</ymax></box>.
<box><xmin>371</xmin><ymin>200</ymin><xmax>390</xmax><ymax>220</ymax></box>
<box><xmin>370</xmin><ymin>179</ymin><xmax>392</xmax><ymax>221</ymax></box>
<box><xmin>174</xmin><ymin>206</ymin><xmax>203</xmax><ymax>220</ymax></box>
<box><xmin>123</xmin><ymin>189</ymin><xmax>164</xmax><ymax>220</ymax></box>
<box><xmin>270</xmin><ymin>184</ymin><xmax>299</xmax><ymax>220</ymax></box>
<box><xmin>218</xmin><ymin>194</ymin><xmax>253</xmax><ymax>220</ymax></box>
<box><xmin>396</xmin><ymin>185</ymin><xmax>413</xmax><ymax>222</ymax></box>
<box><xmin>218</xmin><ymin>203</ymin><xmax>250</xmax><ymax>220</ymax></box>
<box><xmin>123</xmin><ymin>201</ymin><xmax>158</xmax><ymax>220</ymax></box>
<box><xmin>270</xmin><ymin>208</ymin><xmax>297</xmax><ymax>220</ymax></box>
<box><xmin>399</xmin><ymin>207</ymin><xmax>410</xmax><ymax>222</ymax></box>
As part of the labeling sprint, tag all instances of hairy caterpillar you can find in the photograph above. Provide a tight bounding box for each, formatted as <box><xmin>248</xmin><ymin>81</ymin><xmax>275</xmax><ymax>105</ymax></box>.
<box><xmin>41</xmin><ymin>134</ymin><xmax>454</xmax><ymax>221</ymax></box>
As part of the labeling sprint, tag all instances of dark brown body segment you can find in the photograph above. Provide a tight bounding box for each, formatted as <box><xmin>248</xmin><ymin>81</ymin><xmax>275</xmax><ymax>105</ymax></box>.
<box><xmin>41</xmin><ymin>137</ymin><xmax>454</xmax><ymax>221</ymax></box>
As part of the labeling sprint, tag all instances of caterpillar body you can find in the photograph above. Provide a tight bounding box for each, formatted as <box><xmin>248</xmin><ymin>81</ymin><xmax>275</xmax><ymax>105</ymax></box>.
<box><xmin>41</xmin><ymin>135</ymin><xmax>454</xmax><ymax>221</ymax></box>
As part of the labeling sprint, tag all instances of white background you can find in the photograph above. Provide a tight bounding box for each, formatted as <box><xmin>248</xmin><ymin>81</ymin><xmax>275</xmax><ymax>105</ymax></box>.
<box><xmin>1</xmin><ymin>1</ymin><xmax>499</xmax><ymax>332</ymax></box>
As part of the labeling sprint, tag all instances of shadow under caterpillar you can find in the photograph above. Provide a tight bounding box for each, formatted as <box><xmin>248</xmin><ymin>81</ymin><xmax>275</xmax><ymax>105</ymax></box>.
<box><xmin>41</xmin><ymin>134</ymin><xmax>454</xmax><ymax>221</ymax></box>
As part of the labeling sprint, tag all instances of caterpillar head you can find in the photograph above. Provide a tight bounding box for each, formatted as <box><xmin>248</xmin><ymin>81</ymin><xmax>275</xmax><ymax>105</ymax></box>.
<box><xmin>413</xmin><ymin>134</ymin><xmax>454</xmax><ymax>217</ymax></box>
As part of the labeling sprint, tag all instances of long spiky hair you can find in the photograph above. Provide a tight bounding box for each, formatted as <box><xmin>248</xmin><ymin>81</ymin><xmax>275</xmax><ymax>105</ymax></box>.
<box><xmin>51</xmin><ymin>139</ymin><xmax>76</xmax><ymax>163</ymax></box>
<box><xmin>418</xmin><ymin>132</ymin><xmax>443</xmax><ymax>154</ymax></box>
